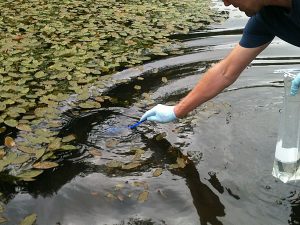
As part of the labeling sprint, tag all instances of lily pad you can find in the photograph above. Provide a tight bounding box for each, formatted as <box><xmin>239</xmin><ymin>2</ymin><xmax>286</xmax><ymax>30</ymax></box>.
<box><xmin>61</xmin><ymin>134</ymin><xmax>76</xmax><ymax>143</ymax></box>
<box><xmin>137</xmin><ymin>191</ymin><xmax>149</xmax><ymax>203</ymax></box>
<box><xmin>60</xmin><ymin>145</ymin><xmax>77</xmax><ymax>151</ymax></box>
<box><xmin>4</xmin><ymin>119</ymin><xmax>18</xmax><ymax>127</ymax></box>
<box><xmin>4</xmin><ymin>136</ymin><xmax>15</xmax><ymax>148</ymax></box>
<box><xmin>153</xmin><ymin>168</ymin><xmax>163</xmax><ymax>177</ymax></box>
<box><xmin>33</xmin><ymin>161</ymin><xmax>58</xmax><ymax>169</ymax></box>
<box><xmin>122</xmin><ymin>162</ymin><xmax>141</xmax><ymax>170</ymax></box>
<box><xmin>20</xmin><ymin>213</ymin><xmax>37</xmax><ymax>225</ymax></box>
<box><xmin>16</xmin><ymin>124</ymin><xmax>32</xmax><ymax>132</ymax></box>
<box><xmin>17</xmin><ymin>170</ymin><xmax>43</xmax><ymax>180</ymax></box>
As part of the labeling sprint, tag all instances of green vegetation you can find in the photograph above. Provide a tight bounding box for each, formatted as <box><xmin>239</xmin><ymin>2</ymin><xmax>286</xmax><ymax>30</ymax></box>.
<box><xmin>0</xmin><ymin>0</ymin><xmax>225</xmax><ymax>181</ymax></box>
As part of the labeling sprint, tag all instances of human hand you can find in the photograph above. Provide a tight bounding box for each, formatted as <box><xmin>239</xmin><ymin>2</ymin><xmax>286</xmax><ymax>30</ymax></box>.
<box><xmin>140</xmin><ymin>104</ymin><xmax>177</xmax><ymax>123</ymax></box>
<box><xmin>290</xmin><ymin>73</ymin><xmax>300</xmax><ymax>96</ymax></box>
<box><xmin>223</xmin><ymin>0</ymin><xmax>265</xmax><ymax>16</ymax></box>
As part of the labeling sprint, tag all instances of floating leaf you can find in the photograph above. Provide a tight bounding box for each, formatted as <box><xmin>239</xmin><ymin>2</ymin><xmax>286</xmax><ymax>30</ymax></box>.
<box><xmin>138</xmin><ymin>191</ymin><xmax>149</xmax><ymax>203</ymax></box>
<box><xmin>106</xmin><ymin>192</ymin><xmax>117</xmax><ymax>200</ymax></box>
<box><xmin>89</xmin><ymin>148</ymin><xmax>102</xmax><ymax>157</ymax></box>
<box><xmin>60</xmin><ymin>145</ymin><xmax>77</xmax><ymax>151</ymax></box>
<box><xmin>115</xmin><ymin>182</ymin><xmax>125</xmax><ymax>190</ymax></box>
<box><xmin>177</xmin><ymin>157</ymin><xmax>186</xmax><ymax>168</ymax></box>
<box><xmin>12</xmin><ymin>154</ymin><xmax>31</xmax><ymax>164</ymax></box>
<box><xmin>35</xmin><ymin>149</ymin><xmax>45</xmax><ymax>160</ymax></box>
<box><xmin>161</xmin><ymin>77</ymin><xmax>168</xmax><ymax>83</ymax></box>
<box><xmin>16</xmin><ymin>124</ymin><xmax>32</xmax><ymax>132</ymax></box>
<box><xmin>153</xmin><ymin>168</ymin><xmax>163</xmax><ymax>177</ymax></box>
<box><xmin>169</xmin><ymin>164</ymin><xmax>179</xmax><ymax>169</ymax></box>
<box><xmin>62</xmin><ymin>134</ymin><xmax>76</xmax><ymax>143</ymax></box>
<box><xmin>106</xmin><ymin>160</ymin><xmax>123</xmax><ymax>168</ymax></box>
<box><xmin>33</xmin><ymin>161</ymin><xmax>58</xmax><ymax>169</ymax></box>
<box><xmin>0</xmin><ymin>103</ymin><xmax>6</xmax><ymax>111</ymax></box>
<box><xmin>134</xmin><ymin>85</ymin><xmax>141</xmax><ymax>90</ymax></box>
<box><xmin>20</xmin><ymin>213</ymin><xmax>37</xmax><ymax>225</ymax></box>
<box><xmin>155</xmin><ymin>132</ymin><xmax>167</xmax><ymax>141</ymax></box>
<box><xmin>105</xmin><ymin>138</ymin><xmax>119</xmax><ymax>148</ymax></box>
<box><xmin>0</xmin><ymin>127</ymin><xmax>6</xmax><ymax>134</ymax></box>
<box><xmin>48</xmin><ymin>138</ymin><xmax>61</xmax><ymax>151</ymax></box>
<box><xmin>4</xmin><ymin>136</ymin><xmax>15</xmax><ymax>148</ymax></box>
<box><xmin>78</xmin><ymin>101</ymin><xmax>101</xmax><ymax>109</ymax></box>
<box><xmin>0</xmin><ymin>150</ymin><xmax>5</xmax><ymax>160</ymax></box>
<box><xmin>122</xmin><ymin>162</ymin><xmax>141</xmax><ymax>170</ymax></box>
<box><xmin>4</xmin><ymin>119</ymin><xmax>18</xmax><ymax>127</ymax></box>
<box><xmin>17</xmin><ymin>170</ymin><xmax>43</xmax><ymax>179</ymax></box>
<box><xmin>18</xmin><ymin>146</ymin><xmax>36</xmax><ymax>154</ymax></box>
<box><xmin>35</xmin><ymin>71</ymin><xmax>46</xmax><ymax>78</ymax></box>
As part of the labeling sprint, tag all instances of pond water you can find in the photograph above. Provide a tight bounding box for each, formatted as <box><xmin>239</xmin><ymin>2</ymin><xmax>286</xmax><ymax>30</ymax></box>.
<box><xmin>3</xmin><ymin>3</ymin><xmax>300</xmax><ymax>225</ymax></box>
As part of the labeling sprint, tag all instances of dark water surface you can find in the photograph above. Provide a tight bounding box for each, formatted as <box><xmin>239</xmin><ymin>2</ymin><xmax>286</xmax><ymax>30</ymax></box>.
<box><xmin>3</xmin><ymin>3</ymin><xmax>300</xmax><ymax>225</ymax></box>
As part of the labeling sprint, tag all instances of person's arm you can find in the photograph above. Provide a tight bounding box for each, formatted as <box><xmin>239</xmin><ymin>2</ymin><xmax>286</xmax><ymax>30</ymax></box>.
<box><xmin>174</xmin><ymin>43</ymin><xmax>269</xmax><ymax>118</ymax></box>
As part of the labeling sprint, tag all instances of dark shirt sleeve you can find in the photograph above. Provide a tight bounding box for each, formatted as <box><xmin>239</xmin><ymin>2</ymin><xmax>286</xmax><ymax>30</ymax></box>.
<box><xmin>289</xmin><ymin>0</ymin><xmax>300</xmax><ymax>26</ymax></box>
<box><xmin>239</xmin><ymin>14</ymin><xmax>275</xmax><ymax>48</ymax></box>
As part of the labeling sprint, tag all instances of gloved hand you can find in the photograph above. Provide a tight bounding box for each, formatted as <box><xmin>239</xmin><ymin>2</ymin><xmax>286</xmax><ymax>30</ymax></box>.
<box><xmin>290</xmin><ymin>73</ymin><xmax>300</xmax><ymax>96</ymax></box>
<box><xmin>140</xmin><ymin>104</ymin><xmax>177</xmax><ymax>123</ymax></box>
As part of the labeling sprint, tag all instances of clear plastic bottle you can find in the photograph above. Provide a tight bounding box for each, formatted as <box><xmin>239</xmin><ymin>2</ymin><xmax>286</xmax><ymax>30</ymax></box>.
<box><xmin>272</xmin><ymin>72</ymin><xmax>300</xmax><ymax>183</ymax></box>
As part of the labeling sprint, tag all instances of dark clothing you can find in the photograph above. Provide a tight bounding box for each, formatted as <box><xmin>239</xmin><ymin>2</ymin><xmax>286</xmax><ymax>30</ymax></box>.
<box><xmin>240</xmin><ymin>0</ymin><xmax>300</xmax><ymax>48</ymax></box>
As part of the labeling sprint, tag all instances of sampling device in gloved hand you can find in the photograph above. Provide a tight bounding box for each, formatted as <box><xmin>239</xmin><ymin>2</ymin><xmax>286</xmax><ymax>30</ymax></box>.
<box><xmin>272</xmin><ymin>71</ymin><xmax>300</xmax><ymax>183</ymax></box>
<box><xmin>128</xmin><ymin>119</ymin><xmax>147</xmax><ymax>129</ymax></box>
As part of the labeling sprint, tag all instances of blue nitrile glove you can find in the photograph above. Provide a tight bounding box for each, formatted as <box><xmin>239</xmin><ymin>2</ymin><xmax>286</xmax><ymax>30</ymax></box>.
<box><xmin>290</xmin><ymin>73</ymin><xmax>300</xmax><ymax>96</ymax></box>
<box><xmin>140</xmin><ymin>104</ymin><xmax>177</xmax><ymax>123</ymax></box>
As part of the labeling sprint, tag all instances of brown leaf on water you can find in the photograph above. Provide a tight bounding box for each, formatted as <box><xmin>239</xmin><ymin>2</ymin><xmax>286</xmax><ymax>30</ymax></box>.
<box><xmin>121</xmin><ymin>162</ymin><xmax>141</xmax><ymax>170</ymax></box>
<box><xmin>138</xmin><ymin>191</ymin><xmax>149</xmax><ymax>203</ymax></box>
<box><xmin>4</xmin><ymin>136</ymin><xmax>15</xmax><ymax>148</ymax></box>
<box><xmin>32</xmin><ymin>161</ymin><xmax>58</xmax><ymax>169</ymax></box>
<box><xmin>105</xmin><ymin>138</ymin><xmax>119</xmax><ymax>148</ymax></box>
<box><xmin>177</xmin><ymin>157</ymin><xmax>186</xmax><ymax>168</ymax></box>
<box><xmin>153</xmin><ymin>168</ymin><xmax>163</xmax><ymax>177</ymax></box>
<box><xmin>89</xmin><ymin>148</ymin><xmax>102</xmax><ymax>157</ymax></box>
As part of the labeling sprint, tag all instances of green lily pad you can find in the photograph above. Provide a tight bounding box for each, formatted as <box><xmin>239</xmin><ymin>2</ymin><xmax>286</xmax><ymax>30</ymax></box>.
<box><xmin>12</xmin><ymin>154</ymin><xmax>31</xmax><ymax>164</ymax></box>
<box><xmin>0</xmin><ymin>103</ymin><xmax>6</xmax><ymax>111</ymax></box>
<box><xmin>60</xmin><ymin>145</ymin><xmax>77</xmax><ymax>151</ymax></box>
<box><xmin>20</xmin><ymin>213</ymin><xmax>37</xmax><ymax>225</ymax></box>
<box><xmin>4</xmin><ymin>119</ymin><xmax>18</xmax><ymax>127</ymax></box>
<box><xmin>17</xmin><ymin>170</ymin><xmax>43</xmax><ymax>179</ymax></box>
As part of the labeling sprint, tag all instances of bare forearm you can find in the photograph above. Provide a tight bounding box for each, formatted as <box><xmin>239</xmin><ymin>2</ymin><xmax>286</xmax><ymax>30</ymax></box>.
<box><xmin>174</xmin><ymin>61</ymin><xmax>238</xmax><ymax>118</ymax></box>
<box><xmin>174</xmin><ymin>43</ymin><xmax>269</xmax><ymax>118</ymax></box>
